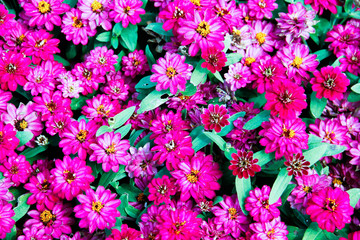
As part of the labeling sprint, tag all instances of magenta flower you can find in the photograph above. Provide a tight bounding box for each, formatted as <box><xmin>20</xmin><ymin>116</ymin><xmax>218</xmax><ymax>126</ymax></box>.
<box><xmin>306</xmin><ymin>187</ymin><xmax>353</xmax><ymax>232</ymax></box>
<box><xmin>45</xmin><ymin>112</ymin><xmax>72</xmax><ymax>136</ymax></box>
<box><xmin>51</xmin><ymin>156</ymin><xmax>94</xmax><ymax>201</ymax></box>
<box><xmin>212</xmin><ymin>194</ymin><xmax>249</xmax><ymax>238</ymax></box>
<box><xmin>0</xmin><ymin>90</ymin><xmax>11</xmax><ymax>113</ymax></box>
<box><xmin>156</xmin><ymin>208</ymin><xmax>202</xmax><ymax>239</ymax></box>
<box><xmin>0</xmin><ymin>51</ymin><xmax>31</xmax><ymax>91</ymax></box>
<box><xmin>251</xmin><ymin>55</ymin><xmax>287</xmax><ymax>94</ymax></box>
<box><xmin>245</xmin><ymin>185</ymin><xmax>281</xmax><ymax>222</ymax></box>
<box><xmin>310</xmin><ymin>118</ymin><xmax>350</xmax><ymax>147</ymax></box>
<box><xmin>0</xmin><ymin>200</ymin><xmax>15</xmax><ymax>239</ymax></box>
<box><xmin>276</xmin><ymin>2</ymin><xmax>317</xmax><ymax>43</ymax></box>
<box><xmin>23</xmin><ymin>0</ymin><xmax>70</xmax><ymax>31</ymax></box>
<box><xmin>248</xmin><ymin>0</ymin><xmax>278</xmax><ymax>19</ymax></box>
<box><xmin>0</xmin><ymin>5</ymin><xmax>16</xmax><ymax>32</ymax></box>
<box><xmin>159</xmin><ymin>0</ymin><xmax>192</xmax><ymax>31</ymax></box>
<box><xmin>311</xmin><ymin>66</ymin><xmax>350</xmax><ymax>101</ymax></box>
<box><xmin>227</xmin><ymin>25</ymin><xmax>253</xmax><ymax>54</ymax></box>
<box><xmin>148</xmin><ymin>175</ymin><xmax>177</xmax><ymax>205</ymax></box>
<box><xmin>349</xmin><ymin>141</ymin><xmax>360</xmax><ymax>166</ymax></box>
<box><xmin>276</xmin><ymin>43</ymin><xmax>319</xmax><ymax>83</ymax></box>
<box><xmin>201</xmin><ymin>104</ymin><xmax>230</xmax><ymax>133</ymax></box>
<box><xmin>252</xmin><ymin>20</ymin><xmax>275</xmax><ymax>52</ymax></box>
<box><xmin>0</xmin><ymin>122</ymin><xmax>19</xmax><ymax>159</ymax></box>
<box><xmin>152</xmin><ymin>131</ymin><xmax>194</xmax><ymax>169</ymax></box>
<box><xmin>171</xmin><ymin>151</ymin><xmax>222</xmax><ymax>201</ymax></box>
<box><xmin>250</xmin><ymin>218</ymin><xmax>288</xmax><ymax>240</ymax></box>
<box><xmin>61</xmin><ymin>8</ymin><xmax>97</xmax><ymax>45</ymax></box>
<box><xmin>24</xmin><ymin>65</ymin><xmax>55</xmax><ymax>96</ymax></box>
<box><xmin>241</xmin><ymin>45</ymin><xmax>267</xmax><ymax>67</ymax></box>
<box><xmin>305</xmin><ymin>0</ymin><xmax>339</xmax><ymax>15</ymax></box>
<box><xmin>201</xmin><ymin>46</ymin><xmax>227</xmax><ymax>73</ymax></box>
<box><xmin>103</xmin><ymin>73</ymin><xmax>129</xmax><ymax>100</ymax></box>
<box><xmin>288</xmin><ymin>171</ymin><xmax>331</xmax><ymax>214</ymax></box>
<box><xmin>21</xmin><ymin>29</ymin><xmax>60</xmax><ymax>65</ymax></box>
<box><xmin>0</xmin><ymin>154</ymin><xmax>31</xmax><ymax>186</ymax></box>
<box><xmin>264</xmin><ymin>80</ymin><xmax>307</xmax><ymax>119</ymax></box>
<box><xmin>126</xmin><ymin>143</ymin><xmax>157</xmax><ymax>178</ymax></box>
<box><xmin>82</xmin><ymin>94</ymin><xmax>121</xmax><ymax>124</ymax></box>
<box><xmin>74</xmin><ymin>186</ymin><xmax>121</xmax><ymax>233</ymax></box>
<box><xmin>87</xmin><ymin>46</ymin><xmax>118</xmax><ymax>75</ymax></box>
<box><xmin>59</xmin><ymin>119</ymin><xmax>97</xmax><ymax>160</ymax></box>
<box><xmin>325</xmin><ymin>23</ymin><xmax>360</xmax><ymax>57</ymax></box>
<box><xmin>109</xmin><ymin>0</ymin><xmax>145</xmax><ymax>28</ymax></box>
<box><xmin>284</xmin><ymin>153</ymin><xmax>310</xmax><ymax>177</ymax></box>
<box><xmin>122</xmin><ymin>49</ymin><xmax>149</xmax><ymax>78</ymax></box>
<box><xmin>150</xmin><ymin>52</ymin><xmax>193</xmax><ymax>95</ymax></box>
<box><xmin>149</xmin><ymin>110</ymin><xmax>190</xmax><ymax>139</ymax></box>
<box><xmin>339</xmin><ymin>46</ymin><xmax>360</xmax><ymax>75</ymax></box>
<box><xmin>89</xmin><ymin>131</ymin><xmax>131</xmax><ymax>172</ymax></box>
<box><xmin>72</xmin><ymin>61</ymin><xmax>105</xmax><ymax>95</ymax></box>
<box><xmin>3</xmin><ymin>22</ymin><xmax>28</xmax><ymax>52</ymax></box>
<box><xmin>177</xmin><ymin>9</ymin><xmax>225</xmax><ymax>56</ymax></box>
<box><xmin>78</xmin><ymin>0</ymin><xmax>112</xmax><ymax>30</ymax></box>
<box><xmin>260</xmin><ymin>117</ymin><xmax>309</xmax><ymax>160</ymax></box>
<box><xmin>24</xmin><ymin>202</ymin><xmax>74</xmax><ymax>238</ymax></box>
<box><xmin>229</xmin><ymin>150</ymin><xmax>261</xmax><ymax>179</ymax></box>
<box><xmin>0</xmin><ymin>179</ymin><xmax>14</xmax><ymax>202</ymax></box>
<box><xmin>106</xmin><ymin>224</ymin><xmax>141</xmax><ymax>240</ymax></box>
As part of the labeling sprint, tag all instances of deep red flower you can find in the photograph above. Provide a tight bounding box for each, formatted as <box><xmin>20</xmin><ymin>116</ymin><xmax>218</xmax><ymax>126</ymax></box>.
<box><xmin>201</xmin><ymin>46</ymin><xmax>227</xmax><ymax>73</ymax></box>
<box><xmin>201</xmin><ymin>104</ymin><xmax>230</xmax><ymax>133</ymax></box>
<box><xmin>229</xmin><ymin>150</ymin><xmax>261</xmax><ymax>179</ymax></box>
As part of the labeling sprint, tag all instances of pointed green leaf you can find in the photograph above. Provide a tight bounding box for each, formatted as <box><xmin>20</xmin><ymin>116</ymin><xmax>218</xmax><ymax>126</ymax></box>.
<box><xmin>269</xmin><ymin>168</ymin><xmax>292</xmax><ymax>204</ymax></box>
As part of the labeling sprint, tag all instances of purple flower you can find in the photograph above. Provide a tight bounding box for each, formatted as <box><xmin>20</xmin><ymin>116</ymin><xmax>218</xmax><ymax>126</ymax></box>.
<box><xmin>148</xmin><ymin>175</ymin><xmax>177</xmax><ymax>205</ymax></box>
<box><xmin>248</xmin><ymin>0</ymin><xmax>278</xmax><ymax>19</ymax></box>
<box><xmin>87</xmin><ymin>46</ymin><xmax>118</xmax><ymax>75</ymax></box>
<box><xmin>109</xmin><ymin>0</ymin><xmax>145</xmax><ymax>28</ymax></box>
<box><xmin>250</xmin><ymin>217</ymin><xmax>288</xmax><ymax>240</ymax></box>
<box><xmin>78</xmin><ymin>0</ymin><xmax>112</xmax><ymax>30</ymax></box>
<box><xmin>122</xmin><ymin>50</ymin><xmax>149</xmax><ymax>78</ymax></box>
<box><xmin>126</xmin><ymin>143</ymin><xmax>158</xmax><ymax>178</ymax></box>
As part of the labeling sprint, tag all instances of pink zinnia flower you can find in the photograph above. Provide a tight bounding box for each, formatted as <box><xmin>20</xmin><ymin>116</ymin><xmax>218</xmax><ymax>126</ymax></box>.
<box><xmin>248</xmin><ymin>0</ymin><xmax>278</xmax><ymax>19</ymax></box>
<box><xmin>306</xmin><ymin>187</ymin><xmax>353</xmax><ymax>232</ymax></box>
<box><xmin>0</xmin><ymin>5</ymin><xmax>16</xmax><ymax>32</ymax></box>
<box><xmin>24</xmin><ymin>202</ymin><xmax>74</xmax><ymax>238</ymax></box>
<box><xmin>284</xmin><ymin>153</ymin><xmax>310</xmax><ymax>177</ymax></box>
<box><xmin>201</xmin><ymin>46</ymin><xmax>227</xmax><ymax>73</ymax></box>
<box><xmin>149</xmin><ymin>110</ymin><xmax>190</xmax><ymax>139</ymax></box>
<box><xmin>106</xmin><ymin>224</ymin><xmax>141</xmax><ymax>240</ymax></box>
<box><xmin>311</xmin><ymin>66</ymin><xmax>350</xmax><ymax>101</ymax></box>
<box><xmin>229</xmin><ymin>150</ymin><xmax>261</xmax><ymax>179</ymax></box>
<box><xmin>72</xmin><ymin>61</ymin><xmax>105</xmax><ymax>95</ymax></box>
<box><xmin>213</xmin><ymin>0</ymin><xmax>241</xmax><ymax>30</ymax></box>
<box><xmin>339</xmin><ymin>46</ymin><xmax>360</xmax><ymax>75</ymax></box>
<box><xmin>241</xmin><ymin>46</ymin><xmax>267</xmax><ymax>67</ymax></box>
<box><xmin>24</xmin><ymin>65</ymin><xmax>55</xmax><ymax>96</ymax></box>
<box><xmin>87</xmin><ymin>46</ymin><xmax>118</xmax><ymax>75</ymax></box>
<box><xmin>109</xmin><ymin>0</ymin><xmax>145</xmax><ymax>28</ymax></box>
<box><xmin>171</xmin><ymin>151</ymin><xmax>222</xmax><ymax>201</ymax></box>
<box><xmin>260</xmin><ymin>117</ymin><xmax>309</xmax><ymax>160</ymax></box>
<box><xmin>126</xmin><ymin>143</ymin><xmax>157</xmax><ymax>178</ymax></box>
<box><xmin>0</xmin><ymin>90</ymin><xmax>11</xmax><ymax>113</ymax></box>
<box><xmin>251</xmin><ymin>55</ymin><xmax>287</xmax><ymax>94</ymax></box>
<box><xmin>3</xmin><ymin>22</ymin><xmax>28</xmax><ymax>52</ymax></box>
<box><xmin>264</xmin><ymin>80</ymin><xmax>307</xmax><ymax>119</ymax></box>
<box><xmin>245</xmin><ymin>185</ymin><xmax>281</xmax><ymax>222</ymax></box>
<box><xmin>252</xmin><ymin>20</ymin><xmax>275</xmax><ymax>52</ymax></box>
<box><xmin>0</xmin><ymin>179</ymin><xmax>14</xmax><ymax>202</ymax></box>
<box><xmin>156</xmin><ymin>208</ymin><xmax>202</xmax><ymax>239</ymax></box>
<box><xmin>212</xmin><ymin>194</ymin><xmax>249</xmax><ymax>238</ymax></box>
<box><xmin>177</xmin><ymin>9</ymin><xmax>225</xmax><ymax>56</ymax></box>
<box><xmin>59</xmin><ymin>119</ymin><xmax>97</xmax><ymax>160</ymax></box>
<box><xmin>23</xmin><ymin>0</ymin><xmax>70</xmax><ymax>31</ymax></box>
<box><xmin>304</xmin><ymin>0</ymin><xmax>339</xmax><ymax>15</ymax></box>
<box><xmin>276</xmin><ymin>43</ymin><xmax>319</xmax><ymax>83</ymax></box>
<box><xmin>57</xmin><ymin>71</ymin><xmax>85</xmax><ymax>98</ymax></box>
<box><xmin>45</xmin><ymin>112</ymin><xmax>72</xmax><ymax>137</ymax></box>
<box><xmin>122</xmin><ymin>49</ymin><xmax>149</xmax><ymax>78</ymax></box>
<box><xmin>0</xmin><ymin>51</ymin><xmax>31</xmax><ymax>91</ymax></box>
<box><xmin>78</xmin><ymin>0</ymin><xmax>112</xmax><ymax>30</ymax></box>
<box><xmin>159</xmin><ymin>0</ymin><xmax>192</xmax><ymax>32</ymax></box>
<box><xmin>148</xmin><ymin>175</ymin><xmax>177</xmax><ymax>205</ymax></box>
<box><xmin>0</xmin><ymin>154</ymin><xmax>32</xmax><ymax>186</ymax></box>
<box><xmin>103</xmin><ymin>73</ymin><xmax>129</xmax><ymax>100</ymax></box>
<box><xmin>201</xmin><ymin>104</ymin><xmax>230</xmax><ymax>133</ymax></box>
<box><xmin>150</xmin><ymin>52</ymin><xmax>193</xmax><ymax>95</ymax></box>
<box><xmin>326</xmin><ymin>23</ymin><xmax>360</xmax><ymax>57</ymax></box>
<box><xmin>51</xmin><ymin>156</ymin><xmax>94</xmax><ymax>201</ymax></box>
<box><xmin>227</xmin><ymin>25</ymin><xmax>253</xmax><ymax>54</ymax></box>
<box><xmin>21</xmin><ymin>29</ymin><xmax>60</xmax><ymax>65</ymax></box>
<box><xmin>74</xmin><ymin>186</ymin><xmax>121</xmax><ymax>233</ymax></box>
<box><xmin>250</xmin><ymin>218</ymin><xmax>288</xmax><ymax>240</ymax></box>
<box><xmin>89</xmin><ymin>131</ymin><xmax>131</xmax><ymax>172</ymax></box>
<box><xmin>0</xmin><ymin>200</ymin><xmax>15</xmax><ymax>239</ymax></box>
<box><xmin>61</xmin><ymin>8</ymin><xmax>97</xmax><ymax>45</ymax></box>
<box><xmin>310</xmin><ymin>118</ymin><xmax>350</xmax><ymax>147</ymax></box>
<box><xmin>82</xmin><ymin>94</ymin><xmax>121</xmax><ymax>124</ymax></box>
<box><xmin>349</xmin><ymin>141</ymin><xmax>360</xmax><ymax>166</ymax></box>
<box><xmin>0</xmin><ymin>123</ymin><xmax>19</xmax><ymax>159</ymax></box>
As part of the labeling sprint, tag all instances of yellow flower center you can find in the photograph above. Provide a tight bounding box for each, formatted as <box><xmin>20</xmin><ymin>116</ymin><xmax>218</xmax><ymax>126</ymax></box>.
<box><xmin>326</xmin><ymin>198</ymin><xmax>337</xmax><ymax>211</ymax></box>
<box><xmin>190</xmin><ymin>0</ymin><xmax>201</xmax><ymax>6</ymax></box>
<box><xmin>16</xmin><ymin>35</ymin><xmax>25</xmax><ymax>46</ymax></box>
<box><xmin>92</xmin><ymin>201</ymin><xmax>104</xmax><ymax>213</ymax></box>
<box><xmin>196</xmin><ymin>21</ymin><xmax>210</xmax><ymax>37</ymax></box>
<box><xmin>282</xmin><ymin>127</ymin><xmax>295</xmax><ymax>138</ymax></box>
<box><xmin>96</xmin><ymin>104</ymin><xmax>110</xmax><ymax>116</ymax></box>
<box><xmin>106</xmin><ymin>143</ymin><xmax>116</xmax><ymax>155</ymax></box>
<box><xmin>267</xmin><ymin>229</ymin><xmax>275</xmax><ymax>238</ymax></box>
<box><xmin>46</xmin><ymin>101</ymin><xmax>57</xmax><ymax>112</ymax></box>
<box><xmin>40</xmin><ymin>210</ymin><xmax>55</xmax><ymax>224</ymax></box>
<box><xmin>174</xmin><ymin>221</ymin><xmax>187</xmax><ymax>235</ymax></box>
<box><xmin>232</xmin><ymin>29</ymin><xmax>241</xmax><ymax>36</ymax></box>
<box><xmin>333</xmin><ymin>178</ymin><xmax>342</xmax><ymax>186</ymax></box>
<box><xmin>255</xmin><ymin>32</ymin><xmax>266</xmax><ymax>45</ymax></box>
<box><xmin>186</xmin><ymin>170</ymin><xmax>199</xmax><ymax>183</ymax></box>
<box><xmin>10</xmin><ymin>165</ymin><xmax>19</xmax><ymax>174</ymax></box>
<box><xmin>38</xmin><ymin>1</ymin><xmax>51</xmax><ymax>14</ymax></box>
<box><xmin>259</xmin><ymin>0</ymin><xmax>266</xmax><ymax>8</ymax></box>
<box><xmin>166</xmin><ymin>67</ymin><xmax>177</xmax><ymax>79</ymax></box>
<box><xmin>124</xmin><ymin>6</ymin><xmax>131</xmax><ymax>14</ymax></box>
<box><xmin>35</xmin><ymin>39</ymin><xmax>47</xmax><ymax>48</ymax></box>
<box><xmin>15</xmin><ymin>119</ymin><xmax>28</xmax><ymax>131</ymax></box>
<box><xmin>91</xmin><ymin>0</ymin><xmax>103</xmax><ymax>12</ymax></box>
<box><xmin>228</xmin><ymin>207</ymin><xmax>237</xmax><ymax>219</ymax></box>
<box><xmin>72</xmin><ymin>17</ymin><xmax>83</xmax><ymax>28</ymax></box>
<box><xmin>6</xmin><ymin>63</ymin><xmax>17</xmax><ymax>73</ymax></box>
<box><xmin>303</xmin><ymin>186</ymin><xmax>312</xmax><ymax>193</ymax></box>
<box><xmin>291</xmin><ymin>56</ymin><xmax>303</xmax><ymax>69</ymax></box>
<box><xmin>63</xmin><ymin>170</ymin><xmax>76</xmax><ymax>184</ymax></box>
<box><xmin>245</xmin><ymin>57</ymin><xmax>256</xmax><ymax>66</ymax></box>
<box><xmin>76</xmin><ymin>130</ymin><xmax>88</xmax><ymax>142</ymax></box>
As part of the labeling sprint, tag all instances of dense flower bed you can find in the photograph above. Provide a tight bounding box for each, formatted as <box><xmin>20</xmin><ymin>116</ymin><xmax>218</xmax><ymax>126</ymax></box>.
<box><xmin>0</xmin><ymin>0</ymin><xmax>360</xmax><ymax>239</ymax></box>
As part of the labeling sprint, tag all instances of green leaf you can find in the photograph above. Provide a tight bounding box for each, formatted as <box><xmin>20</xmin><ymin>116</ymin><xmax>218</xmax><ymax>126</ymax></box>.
<box><xmin>243</xmin><ymin>110</ymin><xmax>271</xmax><ymax>130</ymax></box>
<box><xmin>347</xmin><ymin>188</ymin><xmax>360</xmax><ymax>207</ymax></box>
<box><xmin>213</xmin><ymin>196</ymin><xmax>224</xmax><ymax>205</ymax></box>
<box><xmin>269</xmin><ymin>168</ymin><xmax>292</xmax><ymax>204</ymax></box>
<box><xmin>203</xmin><ymin>132</ymin><xmax>226</xmax><ymax>151</ymax></box>
<box><xmin>223</xmin><ymin>34</ymin><xmax>231</xmax><ymax>52</ymax></box>
<box><xmin>126</xmin><ymin>204</ymin><xmax>141</xmax><ymax>218</ymax></box>
<box><xmin>145</xmin><ymin>22</ymin><xmax>173</xmax><ymax>36</ymax></box>
<box><xmin>53</xmin><ymin>55</ymin><xmax>70</xmax><ymax>67</ymax></box>
<box><xmin>218</xmin><ymin>112</ymin><xmax>245</xmax><ymax>136</ymax></box>
<box><xmin>332</xmin><ymin>56</ymin><xmax>345</xmax><ymax>67</ymax></box>
<box><xmin>111</xmin><ymin>37</ymin><xmax>119</xmax><ymax>49</ymax></box>
<box><xmin>140</xmin><ymin>0</ymin><xmax>148</xmax><ymax>8</ymax></box>
<box><xmin>303</xmin><ymin>144</ymin><xmax>328</xmax><ymax>166</ymax></box>
<box><xmin>286</xmin><ymin>226</ymin><xmax>305</xmax><ymax>240</ymax></box>
<box><xmin>310</xmin><ymin>91</ymin><xmax>327</xmax><ymax>118</ymax></box>
<box><xmin>254</xmin><ymin>150</ymin><xmax>274</xmax><ymax>166</ymax></box>
<box><xmin>13</xmin><ymin>193</ymin><xmax>31</xmax><ymax>222</ymax></box>
<box><xmin>303</xmin><ymin>222</ymin><xmax>322</xmax><ymax>240</ymax></box>
<box><xmin>115</xmin><ymin>124</ymin><xmax>132</xmax><ymax>138</ymax></box>
<box><xmin>346</xmin><ymin>72</ymin><xmax>359</xmax><ymax>85</ymax></box>
<box><xmin>345</xmin><ymin>0</ymin><xmax>354</xmax><ymax>13</ymax></box>
<box><xmin>120</xmin><ymin>24</ymin><xmax>138</xmax><ymax>51</ymax></box>
<box><xmin>323</xmin><ymin>143</ymin><xmax>347</xmax><ymax>157</ymax></box>
<box><xmin>235</xmin><ymin>176</ymin><xmax>251</xmax><ymax>215</ymax></box>
<box><xmin>225</xmin><ymin>53</ymin><xmax>242</xmax><ymax>66</ymax></box>
<box><xmin>192</xmin><ymin>133</ymin><xmax>212</xmax><ymax>152</ymax></box>
<box><xmin>137</xmin><ymin>89</ymin><xmax>170</xmax><ymax>114</ymax></box>
<box><xmin>6</xmin><ymin>226</ymin><xmax>16</xmax><ymax>240</ymax></box>
<box><xmin>348</xmin><ymin>92</ymin><xmax>360</xmax><ymax>102</ymax></box>
<box><xmin>351</xmin><ymin>83</ymin><xmax>360</xmax><ymax>94</ymax></box>
<box><xmin>145</xmin><ymin>45</ymin><xmax>156</xmax><ymax>70</ymax></box>
<box><xmin>66</xmin><ymin>44</ymin><xmax>77</xmax><ymax>59</ymax></box>
<box><xmin>96</xmin><ymin>32</ymin><xmax>111</xmax><ymax>42</ymax></box>
<box><xmin>314</xmin><ymin>49</ymin><xmax>331</xmax><ymax>61</ymax></box>
<box><xmin>135</xmin><ymin>76</ymin><xmax>157</xmax><ymax>89</ymax></box>
<box><xmin>16</xmin><ymin>131</ymin><xmax>34</xmax><ymax>147</ymax></box>
<box><xmin>129</xmin><ymin>129</ymin><xmax>144</xmax><ymax>146</ymax></box>
<box><xmin>111</xmin><ymin>106</ymin><xmax>136</xmax><ymax>129</ymax></box>
<box><xmin>190</xmin><ymin>60</ymin><xmax>209</xmax><ymax>86</ymax></box>
<box><xmin>96</xmin><ymin>125</ymin><xmax>113</xmax><ymax>137</ymax></box>
<box><xmin>135</xmin><ymin>133</ymin><xmax>152</xmax><ymax>148</ymax></box>
<box><xmin>99</xmin><ymin>166</ymin><xmax>126</xmax><ymax>188</ymax></box>
<box><xmin>350</xmin><ymin>11</ymin><xmax>360</xmax><ymax>19</ymax></box>
<box><xmin>20</xmin><ymin>146</ymin><xmax>47</xmax><ymax>159</ymax></box>
<box><xmin>70</xmin><ymin>95</ymin><xmax>88</xmax><ymax>110</ymax></box>
<box><xmin>213</xmin><ymin>71</ymin><xmax>224</xmax><ymax>82</ymax></box>
<box><xmin>112</xmin><ymin>23</ymin><xmax>123</xmax><ymax>37</ymax></box>
<box><xmin>180</xmin><ymin>83</ymin><xmax>197</xmax><ymax>96</ymax></box>
<box><xmin>63</xmin><ymin>0</ymin><xmax>77</xmax><ymax>7</ymax></box>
